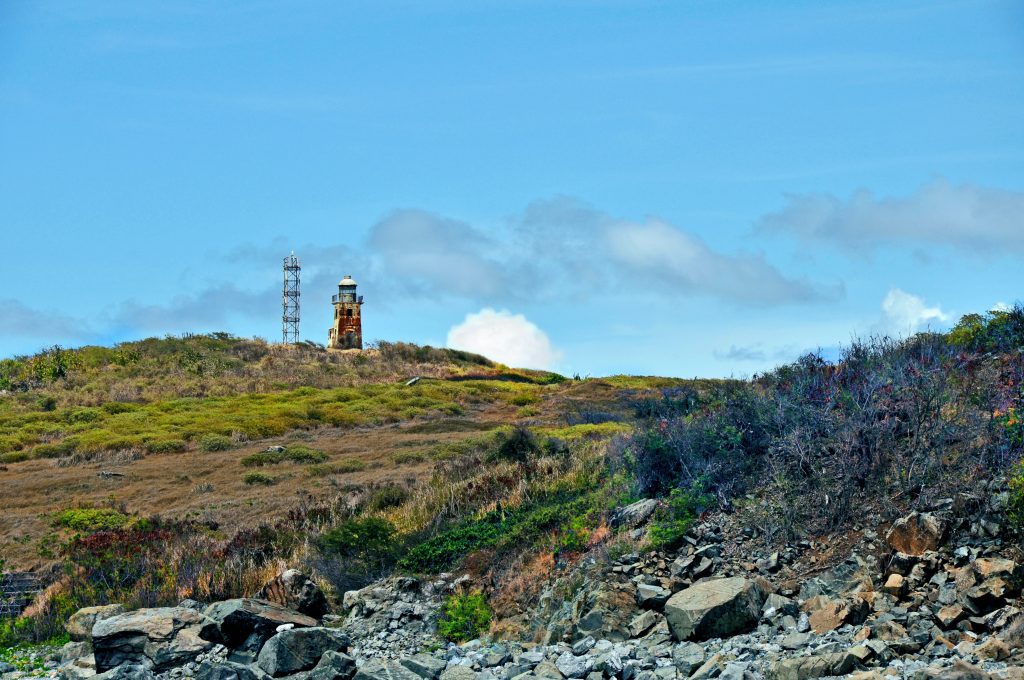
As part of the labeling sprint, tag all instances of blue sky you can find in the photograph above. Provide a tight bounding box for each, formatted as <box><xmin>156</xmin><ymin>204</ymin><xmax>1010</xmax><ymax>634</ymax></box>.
<box><xmin>1</xmin><ymin>1</ymin><xmax>1022</xmax><ymax>376</ymax></box>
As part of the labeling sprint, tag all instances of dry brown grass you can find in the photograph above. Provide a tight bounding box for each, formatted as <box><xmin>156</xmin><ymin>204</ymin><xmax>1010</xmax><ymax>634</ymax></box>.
<box><xmin>0</xmin><ymin>399</ymin><xmax>523</xmax><ymax>571</ymax></box>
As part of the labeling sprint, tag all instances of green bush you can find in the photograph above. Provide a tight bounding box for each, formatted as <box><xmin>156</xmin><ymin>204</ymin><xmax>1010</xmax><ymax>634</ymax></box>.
<box><xmin>31</xmin><ymin>441</ymin><xmax>75</xmax><ymax>459</ymax></box>
<box><xmin>146</xmin><ymin>439</ymin><xmax>188</xmax><ymax>454</ymax></box>
<box><xmin>241</xmin><ymin>445</ymin><xmax>329</xmax><ymax>467</ymax></box>
<box><xmin>243</xmin><ymin>472</ymin><xmax>275</xmax><ymax>486</ymax></box>
<box><xmin>308</xmin><ymin>459</ymin><xmax>366</xmax><ymax>476</ymax></box>
<box><xmin>490</xmin><ymin>424</ymin><xmax>540</xmax><ymax>463</ymax></box>
<box><xmin>1006</xmin><ymin>461</ymin><xmax>1024</xmax><ymax>531</ymax></box>
<box><xmin>55</xmin><ymin>508</ymin><xmax>131</xmax><ymax>532</ymax></box>
<box><xmin>646</xmin><ymin>482</ymin><xmax>713</xmax><ymax>550</ymax></box>
<box><xmin>365</xmin><ymin>485</ymin><xmax>411</xmax><ymax>512</ymax></box>
<box><xmin>315</xmin><ymin>517</ymin><xmax>400</xmax><ymax>591</ymax></box>
<box><xmin>199</xmin><ymin>434</ymin><xmax>232</xmax><ymax>452</ymax></box>
<box><xmin>437</xmin><ymin>591</ymin><xmax>491</xmax><ymax>642</ymax></box>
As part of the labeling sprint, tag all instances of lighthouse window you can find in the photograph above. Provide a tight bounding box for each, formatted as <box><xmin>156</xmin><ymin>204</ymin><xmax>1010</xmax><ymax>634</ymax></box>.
<box><xmin>346</xmin><ymin>309</ymin><xmax>353</xmax><ymax>317</ymax></box>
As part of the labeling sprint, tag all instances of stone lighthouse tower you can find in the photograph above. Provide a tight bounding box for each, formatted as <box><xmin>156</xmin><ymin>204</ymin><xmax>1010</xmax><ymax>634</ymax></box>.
<box><xmin>328</xmin><ymin>275</ymin><xmax>363</xmax><ymax>350</ymax></box>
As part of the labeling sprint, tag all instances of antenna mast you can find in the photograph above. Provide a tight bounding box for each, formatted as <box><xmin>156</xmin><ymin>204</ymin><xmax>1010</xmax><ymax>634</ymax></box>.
<box><xmin>282</xmin><ymin>253</ymin><xmax>300</xmax><ymax>344</ymax></box>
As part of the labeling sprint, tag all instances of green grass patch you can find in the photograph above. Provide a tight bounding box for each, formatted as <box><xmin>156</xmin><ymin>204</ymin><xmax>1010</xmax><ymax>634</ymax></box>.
<box><xmin>241</xmin><ymin>444</ymin><xmax>329</xmax><ymax>467</ymax></box>
<box><xmin>243</xmin><ymin>472</ymin><xmax>276</xmax><ymax>486</ymax></box>
<box><xmin>307</xmin><ymin>459</ymin><xmax>367</xmax><ymax>476</ymax></box>
<box><xmin>399</xmin><ymin>489</ymin><xmax>606</xmax><ymax>574</ymax></box>
<box><xmin>198</xmin><ymin>433</ymin><xmax>232</xmax><ymax>452</ymax></box>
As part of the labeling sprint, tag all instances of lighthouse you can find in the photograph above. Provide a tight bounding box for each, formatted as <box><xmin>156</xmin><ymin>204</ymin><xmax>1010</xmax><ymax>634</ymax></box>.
<box><xmin>327</xmin><ymin>275</ymin><xmax>363</xmax><ymax>350</ymax></box>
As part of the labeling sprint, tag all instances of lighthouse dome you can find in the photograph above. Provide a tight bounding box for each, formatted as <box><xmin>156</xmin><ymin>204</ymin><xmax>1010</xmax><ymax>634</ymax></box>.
<box><xmin>339</xmin><ymin>275</ymin><xmax>357</xmax><ymax>287</ymax></box>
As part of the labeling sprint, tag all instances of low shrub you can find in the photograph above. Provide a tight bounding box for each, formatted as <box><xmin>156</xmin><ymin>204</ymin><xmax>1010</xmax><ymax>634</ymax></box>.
<box><xmin>646</xmin><ymin>482</ymin><xmax>713</xmax><ymax>550</ymax></box>
<box><xmin>437</xmin><ymin>591</ymin><xmax>491</xmax><ymax>642</ymax></box>
<box><xmin>55</xmin><ymin>507</ymin><xmax>131</xmax><ymax>532</ymax></box>
<box><xmin>243</xmin><ymin>472</ymin><xmax>275</xmax><ymax>486</ymax></box>
<box><xmin>314</xmin><ymin>517</ymin><xmax>400</xmax><ymax>592</ymax></box>
<box><xmin>146</xmin><ymin>439</ymin><xmax>187</xmax><ymax>454</ymax></box>
<box><xmin>308</xmin><ymin>459</ymin><xmax>366</xmax><ymax>476</ymax></box>
<box><xmin>509</xmin><ymin>393</ymin><xmax>539</xmax><ymax>407</ymax></box>
<box><xmin>199</xmin><ymin>434</ymin><xmax>232</xmax><ymax>452</ymax></box>
<box><xmin>31</xmin><ymin>441</ymin><xmax>75</xmax><ymax>459</ymax></box>
<box><xmin>490</xmin><ymin>425</ymin><xmax>541</xmax><ymax>463</ymax></box>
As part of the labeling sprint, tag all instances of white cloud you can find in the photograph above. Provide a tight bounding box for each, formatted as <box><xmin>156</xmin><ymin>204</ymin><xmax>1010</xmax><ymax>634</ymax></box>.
<box><xmin>876</xmin><ymin>288</ymin><xmax>949</xmax><ymax>335</ymax></box>
<box><xmin>758</xmin><ymin>178</ymin><xmax>1024</xmax><ymax>256</ymax></box>
<box><xmin>447</xmin><ymin>308</ymin><xmax>562</xmax><ymax>370</ymax></box>
<box><xmin>368</xmin><ymin>197</ymin><xmax>838</xmax><ymax>307</ymax></box>
<box><xmin>604</xmin><ymin>217</ymin><xmax>836</xmax><ymax>305</ymax></box>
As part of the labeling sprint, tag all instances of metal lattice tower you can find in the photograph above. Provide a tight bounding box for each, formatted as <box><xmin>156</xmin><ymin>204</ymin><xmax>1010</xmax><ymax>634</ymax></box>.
<box><xmin>282</xmin><ymin>253</ymin><xmax>300</xmax><ymax>344</ymax></box>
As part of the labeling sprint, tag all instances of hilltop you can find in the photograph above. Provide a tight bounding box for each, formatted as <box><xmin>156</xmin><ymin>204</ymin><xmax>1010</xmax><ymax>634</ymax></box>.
<box><xmin>0</xmin><ymin>306</ymin><xmax>1023</xmax><ymax>680</ymax></box>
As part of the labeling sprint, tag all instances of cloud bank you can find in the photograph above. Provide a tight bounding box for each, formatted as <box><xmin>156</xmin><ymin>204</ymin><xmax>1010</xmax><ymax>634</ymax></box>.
<box><xmin>759</xmin><ymin>179</ymin><xmax>1024</xmax><ymax>255</ymax></box>
<box><xmin>447</xmin><ymin>308</ymin><xmax>562</xmax><ymax>370</ymax></box>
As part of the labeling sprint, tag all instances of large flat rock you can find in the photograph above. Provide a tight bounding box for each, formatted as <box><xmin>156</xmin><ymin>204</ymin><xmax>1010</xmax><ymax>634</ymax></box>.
<box><xmin>664</xmin><ymin>577</ymin><xmax>765</xmax><ymax>641</ymax></box>
<box><xmin>92</xmin><ymin>607</ymin><xmax>217</xmax><ymax>672</ymax></box>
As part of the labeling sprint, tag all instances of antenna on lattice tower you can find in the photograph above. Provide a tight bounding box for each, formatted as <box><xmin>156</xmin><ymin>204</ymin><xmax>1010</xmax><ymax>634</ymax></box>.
<box><xmin>282</xmin><ymin>252</ymin><xmax>300</xmax><ymax>344</ymax></box>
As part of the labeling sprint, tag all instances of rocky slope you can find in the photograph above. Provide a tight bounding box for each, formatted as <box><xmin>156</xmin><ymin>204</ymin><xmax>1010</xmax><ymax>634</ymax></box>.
<box><xmin>13</xmin><ymin>479</ymin><xmax>1024</xmax><ymax>680</ymax></box>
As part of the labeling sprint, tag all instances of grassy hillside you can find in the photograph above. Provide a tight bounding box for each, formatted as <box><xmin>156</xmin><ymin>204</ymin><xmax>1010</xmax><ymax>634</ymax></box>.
<box><xmin>1</xmin><ymin>307</ymin><xmax>1022</xmax><ymax>647</ymax></box>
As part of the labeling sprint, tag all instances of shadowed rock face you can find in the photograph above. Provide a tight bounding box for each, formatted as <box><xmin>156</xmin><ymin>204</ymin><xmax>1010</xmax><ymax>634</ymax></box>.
<box><xmin>203</xmin><ymin>599</ymin><xmax>318</xmax><ymax>656</ymax></box>
<box><xmin>663</xmin><ymin>577</ymin><xmax>766</xmax><ymax>641</ymax></box>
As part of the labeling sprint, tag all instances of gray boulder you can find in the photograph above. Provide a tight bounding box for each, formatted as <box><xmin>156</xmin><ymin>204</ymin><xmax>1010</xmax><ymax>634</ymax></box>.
<box><xmin>195</xmin><ymin>661</ymin><xmax>271</xmax><ymax>680</ymax></box>
<box><xmin>93</xmin><ymin>662</ymin><xmax>157</xmax><ymax>680</ymax></box>
<box><xmin>309</xmin><ymin>651</ymin><xmax>357</xmax><ymax>680</ymax></box>
<box><xmin>354</xmin><ymin>662</ymin><xmax>434</xmax><ymax>680</ymax></box>
<box><xmin>671</xmin><ymin>642</ymin><xmax>705</xmax><ymax>676</ymax></box>
<box><xmin>635</xmin><ymin>585</ymin><xmax>671</xmax><ymax>610</ymax></box>
<box><xmin>663</xmin><ymin>577</ymin><xmax>765</xmax><ymax>641</ymax></box>
<box><xmin>204</xmin><ymin>599</ymin><xmax>318</xmax><ymax>656</ymax></box>
<box><xmin>610</xmin><ymin>499</ymin><xmax>660</xmax><ymax>529</ymax></box>
<box><xmin>92</xmin><ymin>607</ymin><xmax>217</xmax><ymax>672</ymax></box>
<box><xmin>256</xmin><ymin>627</ymin><xmax>350</xmax><ymax>677</ymax></box>
<box><xmin>769</xmin><ymin>652</ymin><xmax>856</xmax><ymax>680</ymax></box>
<box><xmin>555</xmin><ymin>652</ymin><xmax>594</xmax><ymax>679</ymax></box>
<box><xmin>399</xmin><ymin>655</ymin><xmax>447</xmax><ymax>680</ymax></box>
<box><xmin>440</xmin><ymin>667</ymin><xmax>478</xmax><ymax>680</ymax></box>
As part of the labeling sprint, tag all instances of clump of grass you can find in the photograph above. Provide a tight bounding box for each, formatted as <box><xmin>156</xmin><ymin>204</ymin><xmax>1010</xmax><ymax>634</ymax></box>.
<box><xmin>198</xmin><ymin>433</ymin><xmax>232</xmax><ymax>452</ymax></box>
<box><xmin>392</xmin><ymin>451</ymin><xmax>427</xmax><ymax>465</ymax></box>
<box><xmin>365</xmin><ymin>485</ymin><xmax>411</xmax><ymax>512</ymax></box>
<box><xmin>146</xmin><ymin>439</ymin><xmax>187</xmax><ymax>454</ymax></box>
<box><xmin>241</xmin><ymin>445</ymin><xmax>329</xmax><ymax>467</ymax></box>
<box><xmin>308</xmin><ymin>459</ymin><xmax>367</xmax><ymax>476</ymax></box>
<box><xmin>509</xmin><ymin>392</ymin><xmax>539</xmax><ymax>407</ymax></box>
<box><xmin>243</xmin><ymin>471</ymin><xmax>275</xmax><ymax>486</ymax></box>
